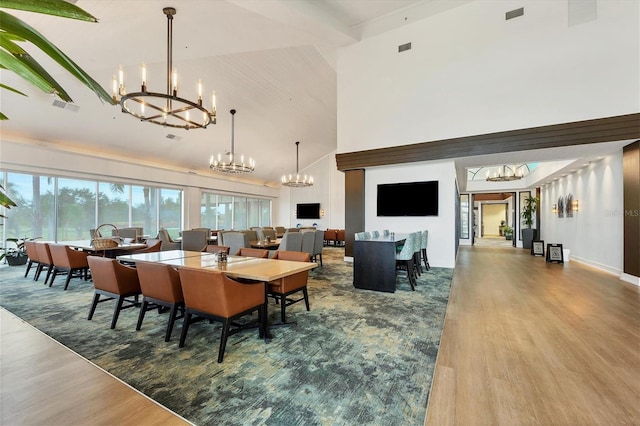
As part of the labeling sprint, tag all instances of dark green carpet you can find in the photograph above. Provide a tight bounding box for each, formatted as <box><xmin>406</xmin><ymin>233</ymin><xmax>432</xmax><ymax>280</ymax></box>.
<box><xmin>0</xmin><ymin>248</ymin><xmax>452</xmax><ymax>425</ymax></box>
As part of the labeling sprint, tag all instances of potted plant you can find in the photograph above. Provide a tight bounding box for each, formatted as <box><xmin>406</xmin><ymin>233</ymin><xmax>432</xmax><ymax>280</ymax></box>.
<box><xmin>503</xmin><ymin>225</ymin><xmax>513</xmax><ymax>240</ymax></box>
<box><xmin>2</xmin><ymin>237</ymin><xmax>27</xmax><ymax>266</ymax></box>
<box><xmin>521</xmin><ymin>195</ymin><xmax>539</xmax><ymax>249</ymax></box>
<box><xmin>499</xmin><ymin>220</ymin><xmax>506</xmax><ymax>236</ymax></box>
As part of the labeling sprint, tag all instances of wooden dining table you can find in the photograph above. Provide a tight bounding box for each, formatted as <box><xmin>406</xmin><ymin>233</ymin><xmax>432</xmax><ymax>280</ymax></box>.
<box><xmin>116</xmin><ymin>250</ymin><xmax>317</xmax><ymax>338</ymax></box>
<box><xmin>248</xmin><ymin>239</ymin><xmax>281</xmax><ymax>250</ymax></box>
<box><xmin>50</xmin><ymin>239</ymin><xmax>147</xmax><ymax>256</ymax></box>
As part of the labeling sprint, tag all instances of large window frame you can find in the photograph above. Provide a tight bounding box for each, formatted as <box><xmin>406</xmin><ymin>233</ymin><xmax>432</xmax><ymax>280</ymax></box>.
<box><xmin>200</xmin><ymin>192</ymin><xmax>271</xmax><ymax>230</ymax></box>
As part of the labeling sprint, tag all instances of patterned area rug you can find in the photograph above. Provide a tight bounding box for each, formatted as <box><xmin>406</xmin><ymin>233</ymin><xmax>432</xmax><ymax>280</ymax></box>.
<box><xmin>0</xmin><ymin>247</ymin><xmax>452</xmax><ymax>425</ymax></box>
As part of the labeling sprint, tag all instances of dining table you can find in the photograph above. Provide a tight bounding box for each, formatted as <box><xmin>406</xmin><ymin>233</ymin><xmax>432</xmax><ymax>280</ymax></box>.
<box><xmin>52</xmin><ymin>239</ymin><xmax>148</xmax><ymax>257</ymax></box>
<box><xmin>116</xmin><ymin>250</ymin><xmax>317</xmax><ymax>338</ymax></box>
<box><xmin>248</xmin><ymin>239</ymin><xmax>281</xmax><ymax>250</ymax></box>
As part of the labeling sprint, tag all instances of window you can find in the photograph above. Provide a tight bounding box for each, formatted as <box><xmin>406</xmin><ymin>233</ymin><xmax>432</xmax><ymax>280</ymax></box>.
<box><xmin>57</xmin><ymin>178</ymin><xmax>96</xmax><ymax>240</ymax></box>
<box><xmin>159</xmin><ymin>189</ymin><xmax>182</xmax><ymax>239</ymax></box>
<box><xmin>200</xmin><ymin>192</ymin><xmax>272</xmax><ymax>230</ymax></box>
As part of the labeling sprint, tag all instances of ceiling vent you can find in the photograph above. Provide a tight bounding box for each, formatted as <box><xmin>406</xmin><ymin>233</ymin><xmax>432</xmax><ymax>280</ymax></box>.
<box><xmin>51</xmin><ymin>99</ymin><xmax>79</xmax><ymax>112</ymax></box>
<box><xmin>166</xmin><ymin>134</ymin><xmax>182</xmax><ymax>142</ymax></box>
<box><xmin>506</xmin><ymin>7</ymin><xmax>524</xmax><ymax>20</ymax></box>
<box><xmin>398</xmin><ymin>42</ymin><xmax>412</xmax><ymax>53</ymax></box>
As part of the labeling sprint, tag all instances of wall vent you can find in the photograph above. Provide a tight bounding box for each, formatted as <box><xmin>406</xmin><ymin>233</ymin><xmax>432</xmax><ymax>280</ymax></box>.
<box><xmin>506</xmin><ymin>7</ymin><xmax>524</xmax><ymax>20</ymax></box>
<box><xmin>51</xmin><ymin>99</ymin><xmax>79</xmax><ymax>112</ymax></box>
<box><xmin>398</xmin><ymin>42</ymin><xmax>412</xmax><ymax>53</ymax></box>
<box><xmin>166</xmin><ymin>134</ymin><xmax>182</xmax><ymax>142</ymax></box>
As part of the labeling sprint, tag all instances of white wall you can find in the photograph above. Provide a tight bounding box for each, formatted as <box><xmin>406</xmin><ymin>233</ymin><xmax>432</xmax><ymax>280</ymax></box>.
<box><xmin>337</xmin><ymin>0</ymin><xmax>639</xmax><ymax>154</ymax></box>
<box><xmin>0</xmin><ymin>139</ymin><xmax>280</xmax><ymax>229</ymax></box>
<box><xmin>365</xmin><ymin>160</ymin><xmax>457</xmax><ymax>268</ymax></box>
<box><xmin>540</xmin><ymin>152</ymin><xmax>623</xmax><ymax>275</ymax></box>
<box><xmin>278</xmin><ymin>150</ymin><xmax>345</xmax><ymax>229</ymax></box>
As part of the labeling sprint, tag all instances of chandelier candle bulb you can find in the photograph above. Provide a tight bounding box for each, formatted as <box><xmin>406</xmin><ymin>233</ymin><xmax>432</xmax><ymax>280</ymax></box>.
<box><xmin>141</xmin><ymin>63</ymin><xmax>146</xmax><ymax>89</ymax></box>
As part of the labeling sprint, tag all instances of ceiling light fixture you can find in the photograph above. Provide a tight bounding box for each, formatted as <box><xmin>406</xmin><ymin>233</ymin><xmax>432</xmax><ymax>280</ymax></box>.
<box><xmin>485</xmin><ymin>165</ymin><xmax>527</xmax><ymax>182</ymax></box>
<box><xmin>112</xmin><ymin>7</ymin><xmax>216</xmax><ymax>129</ymax></box>
<box><xmin>282</xmin><ymin>141</ymin><xmax>313</xmax><ymax>187</ymax></box>
<box><xmin>209</xmin><ymin>109</ymin><xmax>254</xmax><ymax>174</ymax></box>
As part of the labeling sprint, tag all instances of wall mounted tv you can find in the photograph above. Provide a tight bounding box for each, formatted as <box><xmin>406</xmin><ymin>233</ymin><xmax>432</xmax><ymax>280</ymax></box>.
<box><xmin>377</xmin><ymin>181</ymin><xmax>439</xmax><ymax>216</ymax></box>
<box><xmin>296</xmin><ymin>203</ymin><xmax>321</xmax><ymax>219</ymax></box>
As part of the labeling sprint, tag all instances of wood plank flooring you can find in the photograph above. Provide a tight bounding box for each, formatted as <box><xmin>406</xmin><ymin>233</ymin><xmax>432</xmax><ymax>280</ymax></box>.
<box><xmin>0</xmin><ymin>308</ymin><xmax>191</xmax><ymax>426</ymax></box>
<box><xmin>426</xmin><ymin>246</ymin><xmax>640</xmax><ymax>425</ymax></box>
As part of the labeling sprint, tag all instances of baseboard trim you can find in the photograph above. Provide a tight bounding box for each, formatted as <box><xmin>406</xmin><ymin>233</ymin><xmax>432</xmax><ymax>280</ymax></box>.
<box><xmin>620</xmin><ymin>273</ymin><xmax>640</xmax><ymax>286</ymax></box>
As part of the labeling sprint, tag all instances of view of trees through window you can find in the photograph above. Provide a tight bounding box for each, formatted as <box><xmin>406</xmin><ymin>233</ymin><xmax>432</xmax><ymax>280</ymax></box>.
<box><xmin>1</xmin><ymin>172</ymin><xmax>182</xmax><ymax>242</ymax></box>
<box><xmin>201</xmin><ymin>192</ymin><xmax>271</xmax><ymax>230</ymax></box>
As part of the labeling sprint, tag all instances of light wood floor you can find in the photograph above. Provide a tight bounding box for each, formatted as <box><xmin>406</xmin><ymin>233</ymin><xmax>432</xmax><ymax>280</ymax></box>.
<box><xmin>0</xmin><ymin>308</ymin><xmax>191</xmax><ymax>426</ymax></box>
<box><xmin>426</xmin><ymin>246</ymin><xmax>640</xmax><ymax>425</ymax></box>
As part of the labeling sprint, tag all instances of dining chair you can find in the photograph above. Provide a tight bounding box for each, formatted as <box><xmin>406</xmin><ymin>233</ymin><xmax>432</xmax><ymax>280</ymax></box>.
<box><xmin>413</xmin><ymin>231</ymin><xmax>423</xmax><ymax>277</ymax></box>
<box><xmin>235</xmin><ymin>248</ymin><xmax>269</xmax><ymax>258</ymax></box>
<box><xmin>312</xmin><ymin>230</ymin><xmax>324</xmax><ymax>266</ymax></box>
<box><xmin>336</xmin><ymin>229</ymin><xmax>345</xmax><ymax>246</ymax></box>
<box><xmin>300</xmin><ymin>230</ymin><xmax>315</xmax><ymax>260</ymax></box>
<box><xmin>279</xmin><ymin>232</ymin><xmax>302</xmax><ymax>252</ymax></box>
<box><xmin>87</xmin><ymin>256</ymin><xmax>141</xmax><ymax>329</ymax></box>
<box><xmin>135</xmin><ymin>262</ymin><xmax>184</xmax><ymax>342</ymax></box>
<box><xmin>23</xmin><ymin>240</ymin><xmax>40</xmax><ymax>279</ymax></box>
<box><xmin>262</xmin><ymin>228</ymin><xmax>276</xmax><ymax>241</ymax></box>
<box><xmin>133</xmin><ymin>239</ymin><xmax>162</xmax><ymax>254</ymax></box>
<box><xmin>177</xmin><ymin>268</ymin><xmax>266</xmax><ymax>363</ymax></box>
<box><xmin>223</xmin><ymin>232</ymin><xmax>249</xmax><ymax>257</ymax></box>
<box><xmin>395</xmin><ymin>233</ymin><xmax>416</xmax><ymax>291</ymax></box>
<box><xmin>422</xmin><ymin>230</ymin><xmax>430</xmax><ymax>271</ymax></box>
<box><xmin>268</xmin><ymin>250</ymin><xmax>312</xmax><ymax>323</ymax></box>
<box><xmin>181</xmin><ymin>230</ymin><xmax>208</xmax><ymax>252</ymax></box>
<box><xmin>242</xmin><ymin>229</ymin><xmax>259</xmax><ymax>242</ymax></box>
<box><xmin>48</xmin><ymin>244</ymin><xmax>91</xmax><ymax>290</ymax></box>
<box><xmin>34</xmin><ymin>242</ymin><xmax>55</xmax><ymax>285</ymax></box>
<box><xmin>274</xmin><ymin>226</ymin><xmax>286</xmax><ymax>237</ymax></box>
<box><xmin>205</xmin><ymin>245</ymin><xmax>230</xmax><ymax>254</ymax></box>
<box><xmin>157</xmin><ymin>229</ymin><xmax>181</xmax><ymax>251</ymax></box>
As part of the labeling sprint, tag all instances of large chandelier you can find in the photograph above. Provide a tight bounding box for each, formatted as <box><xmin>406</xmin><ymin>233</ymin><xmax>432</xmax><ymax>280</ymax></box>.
<box><xmin>111</xmin><ymin>7</ymin><xmax>216</xmax><ymax>130</ymax></box>
<box><xmin>209</xmin><ymin>109</ymin><xmax>255</xmax><ymax>174</ymax></box>
<box><xmin>282</xmin><ymin>141</ymin><xmax>313</xmax><ymax>187</ymax></box>
<box><xmin>485</xmin><ymin>165</ymin><xmax>527</xmax><ymax>182</ymax></box>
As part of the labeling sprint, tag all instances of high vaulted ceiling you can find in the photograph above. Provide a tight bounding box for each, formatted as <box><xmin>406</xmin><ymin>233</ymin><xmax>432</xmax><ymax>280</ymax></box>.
<box><xmin>1</xmin><ymin>0</ymin><xmax>474</xmax><ymax>187</ymax></box>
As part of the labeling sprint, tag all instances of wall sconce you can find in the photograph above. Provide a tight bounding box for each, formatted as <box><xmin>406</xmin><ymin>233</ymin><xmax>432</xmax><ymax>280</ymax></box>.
<box><xmin>320</xmin><ymin>209</ymin><xmax>325</xmax><ymax>217</ymax></box>
<box><xmin>572</xmin><ymin>199</ymin><xmax>579</xmax><ymax>212</ymax></box>
<box><xmin>552</xmin><ymin>204</ymin><xmax>557</xmax><ymax>214</ymax></box>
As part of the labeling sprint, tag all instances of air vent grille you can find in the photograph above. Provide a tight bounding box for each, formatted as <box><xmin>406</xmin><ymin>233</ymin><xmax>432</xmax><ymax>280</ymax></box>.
<box><xmin>166</xmin><ymin>134</ymin><xmax>182</xmax><ymax>142</ymax></box>
<box><xmin>506</xmin><ymin>7</ymin><xmax>524</xmax><ymax>20</ymax></box>
<box><xmin>51</xmin><ymin>99</ymin><xmax>79</xmax><ymax>112</ymax></box>
<box><xmin>398</xmin><ymin>42</ymin><xmax>412</xmax><ymax>53</ymax></box>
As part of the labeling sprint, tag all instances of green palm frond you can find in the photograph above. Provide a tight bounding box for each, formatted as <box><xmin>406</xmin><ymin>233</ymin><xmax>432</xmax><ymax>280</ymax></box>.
<box><xmin>0</xmin><ymin>0</ymin><xmax>116</xmax><ymax>119</ymax></box>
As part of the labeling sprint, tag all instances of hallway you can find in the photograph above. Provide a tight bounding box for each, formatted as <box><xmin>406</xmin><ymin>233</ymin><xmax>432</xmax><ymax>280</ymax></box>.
<box><xmin>426</xmin><ymin>246</ymin><xmax>640</xmax><ymax>425</ymax></box>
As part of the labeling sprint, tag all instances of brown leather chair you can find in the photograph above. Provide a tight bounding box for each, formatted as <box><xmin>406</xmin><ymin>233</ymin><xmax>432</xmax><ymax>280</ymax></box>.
<box><xmin>135</xmin><ymin>262</ymin><xmax>184</xmax><ymax>341</ymax></box>
<box><xmin>23</xmin><ymin>240</ymin><xmax>40</xmax><ymax>279</ymax></box>
<box><xmin>48</xmin><ymin>244</ymin><xmax>90</xmax><ymax>290</ymax></box>
<box><xmin>177</xmin><ymin>268</ymin><xmax>266</xmax><ymax>363</ymax></box>
<box><xmin>336</xmin><ymin>229</ymin><xmax>345</xmax><ymax>246</ymax></box>
<box><xmin>269</xmin><ymin>250</ymin><xmax>311</xmax><ymax>323</ymax></box>
<box><xmin>235</xmin><ymin>248</ymin><xmax>269</xmax><ymax>258</ymax></box>
<box><xmin>34</xmin><ymin>242</ymin><xmax>54</xmax><ymax>285</ymax></box>
<box><xmin>133</xmin><ymin>239</ymin><xmax>162</xmax><ymax>254</ymax></box>
<box><xmin>87</xmin><ymin>256</ymin><xmax>141</xmax><ymax>329</ymax></box>
<box><xmin>205</xmin><ymin>245</ymin><xmax>230</xmax><ymax>254</ymax></box>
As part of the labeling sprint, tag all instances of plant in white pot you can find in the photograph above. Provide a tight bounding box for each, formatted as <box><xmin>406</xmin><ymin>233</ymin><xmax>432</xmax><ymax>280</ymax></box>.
<box><xmin>521</xmin><ymin>196</ymin><xmax>539</xmax><ymax>249</ymax></box>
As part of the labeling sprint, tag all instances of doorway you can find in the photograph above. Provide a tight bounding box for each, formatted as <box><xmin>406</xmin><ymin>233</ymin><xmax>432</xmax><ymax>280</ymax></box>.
<box><xmin>473</xmin><ymin>192</ymin><xmax>516</xmax><ymax>248</ymax></box>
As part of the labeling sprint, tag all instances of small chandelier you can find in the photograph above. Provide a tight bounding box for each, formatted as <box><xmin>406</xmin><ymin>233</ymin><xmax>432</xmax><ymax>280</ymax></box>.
<box><xmin>282</xmin><ymin>141</ymin><xmax>313</xmax><ymax>187</ymax></box>
<box><xmin>486</xmin><ymin>165</ymin><xmax>526</xmax><ymax>182</ymax></box>
<box><xmin>209</xmin><ymin>109</ymin><xmax>255</xmax><ymax>174</ymax></box>
<box><xmin>112</xmin><ymin>7</ymin><xmax>216</xmax><ymax>130</ymax></box>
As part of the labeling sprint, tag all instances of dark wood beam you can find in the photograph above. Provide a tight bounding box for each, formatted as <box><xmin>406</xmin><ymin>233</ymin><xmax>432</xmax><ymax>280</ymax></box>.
<box><xmin>336</xmin><ymin>114</ymin><xmax>640</xmax><ymax>171</ymax></box>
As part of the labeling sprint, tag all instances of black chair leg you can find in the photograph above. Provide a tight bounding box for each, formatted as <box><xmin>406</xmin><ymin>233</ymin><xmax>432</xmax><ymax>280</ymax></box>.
<box><xmin>110</xmin><ymin>295</ymin><xmax>125</xmax><ymax>329</ymax></box>
<box><xmin>303</xmin><ymin>288</ymin><xmax>310</xmax><ymax>311</ymax></box>
<box><xmin>63</xmin><ymin>270</ymin><xmax>73</xmax><ymax>290</ymax></box>
<box><xmin>218</xmin><ymin>319</ymin><xmax>232</xmax><ymax>363</ymax></box>
<box><xmin>165</xmin><ymin>304</ymin><xmax>178</xmax><ymax>342</ymax></box>
<box><xmin>136</xmin><ymin>299</ymin><xmax>149</xmax><ymax>331</ymax></box>
<box><xmin>179</xmin><ymin>313</ymin><xmax>192</xmax><ymax>348</ymax></box>
<box><xmin>24</xmin><ymin>260</ymin><xmax>33</xmax><ymax>278</ymax></box>
<box><xmin>34</xmin><ymin>264</ymin><xmax>43</xmax><ymax>281</ymax></box>
<box><xmin>88</xmin><ymin>293</ymin><xmax>101</xmax><ymax>320</ymax></box>
<box><xmin>318</xmin><ymin>253</ymin><xmax>323</xmax><ymax>267</ymax></box>
<box><xmin>44</xmin><ymin>266</ymin><xmax>53</xmax><ymax>286</ymax></box>
<box><xmin>49</xmin><ymin>268</ymin><xmax>59</xmax><ymax>287</ymax></box>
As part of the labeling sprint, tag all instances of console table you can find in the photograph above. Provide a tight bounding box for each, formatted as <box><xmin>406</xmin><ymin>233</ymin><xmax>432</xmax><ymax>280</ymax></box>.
<box><xmin>353</xmin><ymin>234</ymin><xmax>406</xmax><ymax>293</ymax></box>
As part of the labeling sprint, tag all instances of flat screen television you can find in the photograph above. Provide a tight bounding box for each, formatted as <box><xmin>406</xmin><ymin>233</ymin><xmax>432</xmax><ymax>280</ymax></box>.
<box><xmin>296</xmin><ymin>203</ymin><xmax>321</xmax><ymax>219</ymax></box>
<box><xmin>377</xmin><ymin>181</ymin><xmax>438</xmax><ymax>216</ymax></box>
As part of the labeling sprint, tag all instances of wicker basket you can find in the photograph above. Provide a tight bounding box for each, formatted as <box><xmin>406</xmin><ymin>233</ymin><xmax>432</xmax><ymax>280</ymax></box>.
<box><xmin>93</xmin><ymin>224</ymin><xmax>119</xmax><ymax>249</ymax></box>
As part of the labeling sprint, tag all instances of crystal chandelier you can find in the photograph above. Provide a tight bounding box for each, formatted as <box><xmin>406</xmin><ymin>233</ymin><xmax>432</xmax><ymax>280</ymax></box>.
<box><xmin>282</xmin><ymin>141</ymin><xmax>313</xmax><ymax>187</ymax></box>
<box><xmin>112</xmin><ymin>7</ymin><xmax>216</xmax><ymax>130</ymax></box>
<box><xmin>209</xmin><ymin>109</ymin><xmax>255</xmax><ymax>174</ymax></box>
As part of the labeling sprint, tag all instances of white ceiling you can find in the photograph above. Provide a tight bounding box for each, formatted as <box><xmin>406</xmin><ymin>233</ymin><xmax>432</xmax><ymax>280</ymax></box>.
<box><xmin>0</xmin><ymin>0</ymin><xmax>630</xmax><ymax>190</ymax></box>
